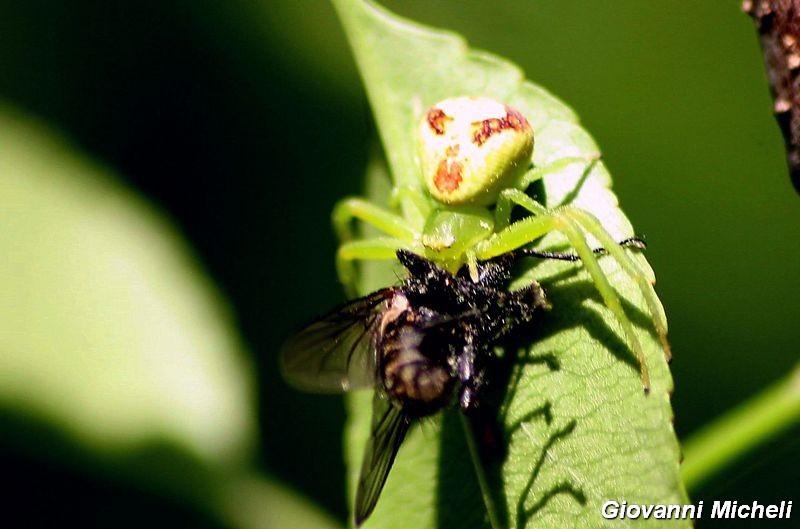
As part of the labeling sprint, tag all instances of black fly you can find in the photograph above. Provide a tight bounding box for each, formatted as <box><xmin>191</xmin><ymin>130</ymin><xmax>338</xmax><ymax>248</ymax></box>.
<box><xmin>281</xmin><ymin>248</ymin><xmax>553</xmax><ymax>525</ymax></box>
<box><xmin>281</xmin><ymin>239</ymin><xmax>645</xmax><ymax>525</ymax></box>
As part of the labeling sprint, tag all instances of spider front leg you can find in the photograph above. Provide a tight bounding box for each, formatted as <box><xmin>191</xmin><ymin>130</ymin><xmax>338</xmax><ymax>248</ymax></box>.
<box><xmin>495</xmin><ymin>154</ymin><xmax>602</xmax><ymax>230</ymax></box>
<box><xmin>560</xmin><ymin>207</ymin><xmax>670</xmax><ymax>360</ymax></box>
<box><xmin>498</xmin><ymin>191</ymin><xmax>666</xmax><ymax>347</ymax></box>
<box><xmin>388</xmin><ymin>185</ymin><xmax>433</xmax><ymax>229</ymax></box>
<box><xmin>337</xmin><ymin>238</ymin><xmax>413</xmax><ymax>296</ymax></box>
<box><xmin>477</xmin><ymin>189</ymin><xmax>653</xmax><ymax>391</ymax></box>
<box><xmin>332</xmin><ymin>197</ymin><xmax>418</xmax><ymax>243</ymax></box>
<box><xmin>331</xmin><ymin>197</ymin><xmax>420</xmax><ymax>296</ymax></box>
<box><xmin>516</xmin><ymin>153</ymin><xmax>601</xmax><ymax>191</ymax></box>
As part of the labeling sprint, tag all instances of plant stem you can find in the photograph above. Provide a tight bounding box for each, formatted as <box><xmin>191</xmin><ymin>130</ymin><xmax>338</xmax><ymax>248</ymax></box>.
<box><xmin>681</xmin><ymin>364</ymin><xmax>800</xmax><ymax>490</ymax></box>
<box><xmin>460</xmin><ymin>413</ymin><xmax>501</xmax><ymax>529</ymax></box>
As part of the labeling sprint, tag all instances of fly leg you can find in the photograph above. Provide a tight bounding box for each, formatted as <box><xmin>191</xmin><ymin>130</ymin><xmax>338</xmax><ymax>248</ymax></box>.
<box><xmin>457</xmin><ymin>342</ymin><xmax>494</xmax><ymax>412</ymax></box>
<box><xmin>456</xmin><ymin>343</ymin><xmax>479</xmax><ymax>411</ymax></box>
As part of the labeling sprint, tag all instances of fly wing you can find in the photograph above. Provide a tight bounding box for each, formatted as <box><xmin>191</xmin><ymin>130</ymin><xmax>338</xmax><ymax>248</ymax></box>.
<box><xmin>354</xmin><ymin>393</ymin><xmax>413</xmax><ymax>526</ymax></box>
<box><xmin>281</xmin><ymin>288</ymin><xmax>393</xmax><ymax>393</ymax></box>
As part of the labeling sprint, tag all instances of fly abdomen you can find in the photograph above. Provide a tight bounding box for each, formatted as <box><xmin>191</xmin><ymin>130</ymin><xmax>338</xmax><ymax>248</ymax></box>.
<box><xmin>381</xmin><ymin>325</ymin><xmax>454</xmax><ymax>417</ymax></box>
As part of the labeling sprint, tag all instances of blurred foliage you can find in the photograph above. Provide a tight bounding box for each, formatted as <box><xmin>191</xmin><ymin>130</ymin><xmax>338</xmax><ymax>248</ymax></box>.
<box><xmin>0</xmin><ymin>0</ymin><xmax>797</xmax><ymax>528</ymax></box>
<box><xmin>0</xmin><ymin>105</ymin><xmax>255</xmax><ymax>462</ymax></box>
<box><xmin>0</xmin><ymin>103</ymin><xmax>340</xmax><ymax>529</ymax></box>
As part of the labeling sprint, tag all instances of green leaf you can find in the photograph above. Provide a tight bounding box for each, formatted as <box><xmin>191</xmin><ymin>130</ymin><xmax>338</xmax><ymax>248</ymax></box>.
<box><xmin>0</xmin><ymin>103</ymin><xmax>254</xmax><ymax>473</ymax></box>
<box><xmin>334</xmin><ymin>1</ymin><xmax>688</xmax><ymax>528</ymax></box>
<box><xmin>215</xmin><ymin>474</ymin><xmax>344</xmax><ymax>529</ymax></box>
<box><xmin>0</xmin><ymin>103</ymin><xmax>342</xmax><ymax>529</ymax></box>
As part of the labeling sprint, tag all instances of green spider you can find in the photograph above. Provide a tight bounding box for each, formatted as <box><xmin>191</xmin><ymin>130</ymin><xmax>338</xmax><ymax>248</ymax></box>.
<box><xmin>332</xmin><ymin>96</ymin><xmax>669</xmax><ymax>390</ymax></box>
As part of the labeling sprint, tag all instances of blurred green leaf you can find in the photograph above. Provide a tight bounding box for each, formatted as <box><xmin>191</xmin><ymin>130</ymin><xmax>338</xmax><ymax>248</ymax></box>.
<box><xmin>334</xmin><ymin>1</ymin><xmax>688</xmax><ymax>528</ymax></box>
<box><xmin>215</xmin><ymin>474</ymin><xmax>343</xmax><ymax>529</ymax></box>
<box><xmin>0</xmin><ymin>102</ymin><xmax>347</xmax><ymax>529</ymax></box>
<box><xmin>0</xmin><ymin>103</ymin><xmax>254</xmax><ymax>466</ymax></box>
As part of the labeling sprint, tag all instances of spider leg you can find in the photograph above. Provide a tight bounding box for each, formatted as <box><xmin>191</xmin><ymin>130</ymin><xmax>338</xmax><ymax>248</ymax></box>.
<box><xmin>332</xmin><ymin>197</ymin><xmax>419</xmax><ymax>296</ymax></box>
<box><xmin>337</xmin><ymin>238</ymin><xmax>413</xmax><ymax>297</ymax></box>
<box><xmin>515</xmin><ymin>154</ymin><xmax>602</xmax><ymax>191</ymax></box>
<box><xmin>332</xmin><ymin>197</ymin><xmax>417</xmax><ymax>243</ymax></box>
<box><xmin>466</xmin><ymin>249</ymin><xmax>480</xmax><ymax>282</ymax></box>
<box><xmin>476</xmin><ymin>213</ymin><xmax>561</xmax><ymax>260</ymax></box>
<box><xmin>560</xmin><ymin>207</ymin><xmax>670</xmax><ymax>360</ymax></box>
<box><xmin>478</xmin><ymin>189</ymin><xmax>652</xmax><ymax>391</ymax></box>
<box><xmin>388</xmin><ymin>185</ymin><xmax>432</xmax><ymax>228</ymax></box>
<box><xmin>495</xmin><ymin>154</ymin><xmax>601</xmax><ymax>230</ymax></box>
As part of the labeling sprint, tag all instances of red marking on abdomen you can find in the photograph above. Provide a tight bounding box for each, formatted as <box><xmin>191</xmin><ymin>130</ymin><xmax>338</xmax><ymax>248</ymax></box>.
<box><xmin>472</xmin><ymin>107</ymin><xmax>530</xmax><ymax>146</ymax></box>
<box><xmin>434</xmin><ymin>159</ymin><xmax>463</xmax><ymax>192</ymax></box>
<box><xmin>426</xmin><ymin>108</ymin><xmax>450</xmax><ymax>135</ymax></box>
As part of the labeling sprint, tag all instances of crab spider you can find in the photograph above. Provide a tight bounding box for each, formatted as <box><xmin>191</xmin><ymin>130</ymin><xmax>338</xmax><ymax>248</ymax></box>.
<box><xmin>332</xmin><ymin>96</ymin><xmax>669</xmax><ymax>391</ymax></box>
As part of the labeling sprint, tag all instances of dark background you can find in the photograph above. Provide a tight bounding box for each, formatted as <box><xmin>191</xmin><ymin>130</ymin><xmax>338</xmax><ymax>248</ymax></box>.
<box><xmin>1</xmin><ymin>1</ymin><xmax>797</xmax><ymax>527</ymax></box>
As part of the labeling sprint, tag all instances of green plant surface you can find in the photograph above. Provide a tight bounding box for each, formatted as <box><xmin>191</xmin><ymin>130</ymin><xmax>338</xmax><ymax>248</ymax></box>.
<box><xmin>334</xmin><ymin>1</ymin><xmax>689</xmax><ymax>528</ymax></box>
<box><xmin>0</xmin><ymin>104</ymin><xmax>253</xmax><ymax>464</ymax></box>
<box><xmin>0</xmin><ymin>103</ymin><xmax>341</xmax><ymax>529</ymax></box>
<box><xmin>681</xmin><ymin>364</ymin><xmax>800</xmax><ymax>491</ymax></box>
